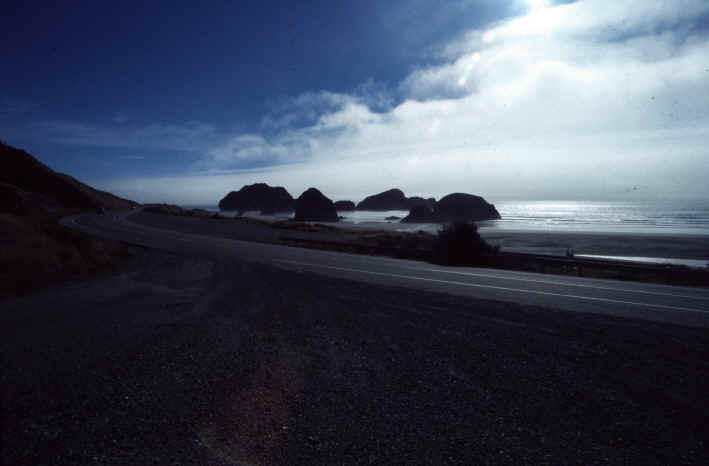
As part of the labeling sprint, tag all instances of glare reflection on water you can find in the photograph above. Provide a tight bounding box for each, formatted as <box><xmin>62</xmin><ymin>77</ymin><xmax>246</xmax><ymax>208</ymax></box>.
<box><xmin>202</xmin><ymin>200</ymin><xmax>709</xmax><ymax>236</ymax></box>
<box><xmin>486</xmin><ymin>200</ymin><xmax>709</xmax><ymax>235</ymax></box>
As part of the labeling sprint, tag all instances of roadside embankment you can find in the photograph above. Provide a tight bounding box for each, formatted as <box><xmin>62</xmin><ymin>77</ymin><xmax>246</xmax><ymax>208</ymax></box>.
<box><xmin>0</xmin><ymin>212</ymin><xmax>143</xmax><ymax>299</ymax></box>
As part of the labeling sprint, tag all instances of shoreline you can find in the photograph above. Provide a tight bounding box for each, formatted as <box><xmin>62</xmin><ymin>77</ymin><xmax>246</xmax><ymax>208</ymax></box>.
<box><xmin>141</xmin><ymin>208</ymin><xmax>709</xmax><ymax>263</ymax></box>
<box><xmin>241</xmin><ymin>215</ymin><xmax>709</xmax><ymax>262</ymax></box>
<box><xmin>477</xmin><ymin>228</ymin><xmax>709</xmax><ymax>261</ymax></box>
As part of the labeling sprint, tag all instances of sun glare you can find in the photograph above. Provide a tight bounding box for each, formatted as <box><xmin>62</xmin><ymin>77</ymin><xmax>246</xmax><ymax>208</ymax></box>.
<box><xmin>484</xmin><ymin>0</ymin><xmax>562</xmax><ymax>42</ymax></box>
<box><xmin>524</xmin><ymin>0</ymin><xmax>548</xmax><ymax>11</ymax></box>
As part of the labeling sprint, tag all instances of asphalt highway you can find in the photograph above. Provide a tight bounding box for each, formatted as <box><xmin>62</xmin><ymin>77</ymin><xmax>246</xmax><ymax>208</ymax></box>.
<box><xmin>62</xmin><ymin>210</ymin><xmax>709</xmax><ymax>328</ymax></box>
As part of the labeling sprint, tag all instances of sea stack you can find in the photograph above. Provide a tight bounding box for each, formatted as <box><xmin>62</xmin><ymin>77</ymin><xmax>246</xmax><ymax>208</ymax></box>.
<box><xmin>402</xmin><ymin>193</ymin><xmax>500</xmax><ymax>223</ymax></box>
<box><xmin>218</xmin><ymin>183</ymin><xmax>294</xmax><ymax>215</ymax></box>
<box><xmin>356</xmin><ymin>189</ymin><xmax>410</xmax><ymax>211</ymax></box>
<box><xmin>294</xmin><ymin>188</ymin><xmax>339</xmax><ymax>222</ymax></box>
<box><xmin>334</xmin><ymin>200</ymin><xmax>356</xmax><ymax>211</ymax></box>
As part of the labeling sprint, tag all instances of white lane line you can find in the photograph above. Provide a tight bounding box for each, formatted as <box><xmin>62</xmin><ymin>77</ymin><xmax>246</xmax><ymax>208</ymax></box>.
<box><xmin>115</xmin><ymin>213</ymin><xmax>708</xmax><ymax>301</ymax></box>
<box><xmin>394</xmin><ymin>265</ymin><xmax>709</xmax><ymax>301</ymax></box>
<box><xmin>277</xmin><ymin>244</ymin><xmax>709</xmax><ymax>299</ymax></box>
<box><xmin>274</xmin><ymin>259</ymin><xmax>709</xmax><ymax>314</ymax></box>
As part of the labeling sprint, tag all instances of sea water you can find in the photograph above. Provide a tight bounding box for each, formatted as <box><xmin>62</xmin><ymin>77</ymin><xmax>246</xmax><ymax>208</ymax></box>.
<box><xmin>481</xmin><ymin>200</ymin><xmax>709</xmax><ymax>235</ymax></box>
<box><xmin>185</xmin><ymin>200</ymin><xmax>709</xmax><ymax>267</ymax></box>
<box><xmin>342</xmin><ymin>201</ymin><xmax>709</xmax><ymax>236</ymax></box>
<box><xmin>190</xmin><ymin>200</ymin><xmax>709</xmax><ymax>236</ymax></box>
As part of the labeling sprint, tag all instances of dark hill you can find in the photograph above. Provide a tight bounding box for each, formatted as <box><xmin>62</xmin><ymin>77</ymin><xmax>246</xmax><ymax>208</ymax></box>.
<box><xmin>0</xmin><ymin>141</ymin><xmax>140</xmax><ymax>299</ymax></box>
<box><xmin>218</xmin><ymin>183</ymin><xmax>294</xmax><ymax>215</ymax></box>
<box><xmin>0</xmin><ymin>182</ymin><xmax>62</xmax><ymax>216</ymax></box>
<box><xmin>0</xmin><ymin>141</ymin><xmax>137</xmax><ymax>212</ymax></box>
<box><xmin>56</xmin><ymin>174</ymin><xmax>138</xmax><ymax>210</ymax></box>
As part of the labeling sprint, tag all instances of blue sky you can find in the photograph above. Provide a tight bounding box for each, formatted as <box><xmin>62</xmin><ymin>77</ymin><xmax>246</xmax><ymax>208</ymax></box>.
<box><xmin>2</xmin><ymin>0</ymin><xmax>708</xmax><ymax>204</ymax></box>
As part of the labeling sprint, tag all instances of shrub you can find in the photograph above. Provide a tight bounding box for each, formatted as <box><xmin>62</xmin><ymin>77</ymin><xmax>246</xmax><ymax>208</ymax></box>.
<box><xmin>432</xmin><ymin>222</ymin><xmax>497</xmax><ymax>266</ymax></box>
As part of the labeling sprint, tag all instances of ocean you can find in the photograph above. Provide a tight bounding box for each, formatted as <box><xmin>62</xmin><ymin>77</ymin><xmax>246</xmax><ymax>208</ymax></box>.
<box><xmin>481</xmin><ymin>200</ymin><xmax>709</xmax><ymax>235</ymax></box>
<box><xmin>193</xmin><ymin>200</ymin><xmax>709</xmax><ymax>236</ymax></box>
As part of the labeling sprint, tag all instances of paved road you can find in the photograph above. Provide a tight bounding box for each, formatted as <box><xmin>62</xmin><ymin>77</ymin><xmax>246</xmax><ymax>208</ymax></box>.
<box><xmin>62</xmin><ymin>210</ymin><xmax>709</xmax><ymax>327</ymax></box>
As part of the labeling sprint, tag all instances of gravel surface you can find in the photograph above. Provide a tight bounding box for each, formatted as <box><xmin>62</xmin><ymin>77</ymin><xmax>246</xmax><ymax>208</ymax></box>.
<box><xmin>2</xmin><ymin>251</ymin><xmax>708</xmax><ymax>464</ymax></box>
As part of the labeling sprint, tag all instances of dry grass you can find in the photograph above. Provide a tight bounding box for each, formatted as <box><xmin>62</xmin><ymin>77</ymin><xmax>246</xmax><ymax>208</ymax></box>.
<box><xmin>0</xmin><ymin>213</ymin><xmax>142</xmax><ymax>299</ymax></box>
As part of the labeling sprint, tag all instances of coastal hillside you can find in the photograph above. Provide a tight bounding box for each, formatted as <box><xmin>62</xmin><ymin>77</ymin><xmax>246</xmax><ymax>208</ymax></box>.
<box><xmin>0</xmin><ymin>141</ymin><xmax>140</xmax><ymax>298</ymax></box>
<box><xmin>0</xmin><ymin>141</ymin><xmax>137</xmax><ymax>213</ymax></box>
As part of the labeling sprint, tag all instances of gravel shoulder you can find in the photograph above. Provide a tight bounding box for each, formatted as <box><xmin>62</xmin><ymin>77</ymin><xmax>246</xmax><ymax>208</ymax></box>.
<box><xmin>2</xmin><ymin>251</ymin><xmax>708</xmax><ymax>465</ymax></box>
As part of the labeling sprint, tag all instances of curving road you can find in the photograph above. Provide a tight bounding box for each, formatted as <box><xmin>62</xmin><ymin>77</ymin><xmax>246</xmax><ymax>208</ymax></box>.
<box><xmin>62</xmin><ymin>210</ymin><xmax>709</xmax><ymax>328</ymax></box>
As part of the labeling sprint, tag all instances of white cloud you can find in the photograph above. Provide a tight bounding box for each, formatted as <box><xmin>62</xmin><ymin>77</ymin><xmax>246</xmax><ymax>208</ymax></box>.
<box><xmin>99</xmin><ymin>0</ymin><xmax>709</xmax><ymax>202</ymax></box>
<box><xmin>203</xmin><ymin>133</ymin><xmax>310</xmax><ymax>169</ymax></box>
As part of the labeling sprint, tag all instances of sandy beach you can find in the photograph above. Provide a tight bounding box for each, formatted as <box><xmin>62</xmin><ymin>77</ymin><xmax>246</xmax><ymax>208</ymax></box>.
<box><xmin>339</xmin><ymin>220</ymin><xmax>709</xmax><ymax>261</ymax></box>
<box><xmin>477</xmin><ymin>229</ymin><xmax>709</xmax><ymax>261</ymax></box>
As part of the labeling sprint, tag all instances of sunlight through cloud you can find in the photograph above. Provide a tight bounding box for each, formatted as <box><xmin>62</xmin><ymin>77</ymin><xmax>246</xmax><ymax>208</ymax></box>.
<box><xmin>524</xmin><ymin>0</ymin><xmax>548</xmax><ymax>11</ymax></box>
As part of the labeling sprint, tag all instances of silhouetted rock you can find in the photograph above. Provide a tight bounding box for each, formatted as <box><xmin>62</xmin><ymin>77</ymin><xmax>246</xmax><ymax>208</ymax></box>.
<box><xmin>356</xmin><ymin>189</ymin><xmax>438</xmax><ymax>211</ymax></box>
<box><xmin>402</xmin><ymin>205</ymin><xmax>436</xmax><ymax>223</ymax></box>
<box><xmin>356</xmin><ymin>189</ymin><xmax>409</xmax><ymax>210</ymax></box>
<box><xmin>218</xmin><ymin>183</ymin><xmax>294</xmax><ymax>215</ymax></box>
<box><xmin>334</xmin><ymin>200</ymin><xmax>355</xmax><ymax>211</ymax></box>
<box><xmin>402</xmin><ymin>193</ymin><xmax>500</xmax><ymax>223</ymax></box>
<box><xmin>294</xmin><ymin>188</ymin><xmax>339</xmax><ymax>222</ymax></box>
<box><xmin>407</xmin><ymin>196</ymin><xmax>436</xmax><ymax>211</ymax></box>
<box><xmin>435</xmin><ymin>193</ymin><xmax>500</xmax><ymax>222</ymax></box>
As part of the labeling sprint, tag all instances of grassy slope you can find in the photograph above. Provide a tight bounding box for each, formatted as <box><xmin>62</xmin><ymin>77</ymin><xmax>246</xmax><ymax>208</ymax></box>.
<box><xmin>0</xmin><ymin>142</ymin><xmax>141</xmax><ymax>299</ymax></box>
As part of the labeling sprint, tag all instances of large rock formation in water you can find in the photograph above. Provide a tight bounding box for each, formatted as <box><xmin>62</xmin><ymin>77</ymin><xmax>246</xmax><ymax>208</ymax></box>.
<box><xmin>407</xmin><ymin>196</ymin><xmax>436</xmax><ymax>211</ymax></box>
<box><xmin>218</xmin><ymin>183</ymin><xmax>294</xmax><ymax>215</ymax></box>
<box><xmin>294</xmin><ymin>188</ymin><xmax>339</xmax><ymax>222</ymax></box>
<box><xmin>356</xmin><ymin>188</ymin><xmax>408</xmax><ymax>211</ymax></box>
<box><xmin>334</xmin><ymin>200</ymin><xmax>355</xmax><ymax>211</ymax></box>
<box><xmin>356</xmin><ymin>189</ymin><xmax>437</xmax><ymax>211</ymax></box>
<box><xmin>402</xmin><ymin>193</ymin><xmax>500</xmax><ymax>223</ymax></box>
<box><xmin>402</xmin><ymin>205</ymin><xmax>436</xmax><ymax>223</ymax></box>
<box><xmin>357</xmin><ymin>188</ymin><xmax>431</xmax><ymax>211</ymax></box>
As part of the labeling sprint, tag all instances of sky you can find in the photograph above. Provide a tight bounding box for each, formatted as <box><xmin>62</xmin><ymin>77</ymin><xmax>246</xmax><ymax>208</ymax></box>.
<box><xmin>2</xmin><ymin>0</ymin><xmax>709</xmax><ymax>204</ymax></box>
